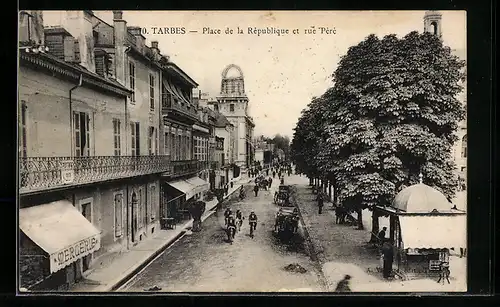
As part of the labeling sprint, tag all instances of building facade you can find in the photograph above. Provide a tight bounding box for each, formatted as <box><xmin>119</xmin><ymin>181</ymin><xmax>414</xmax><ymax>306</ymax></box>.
<box><xmin>423</xmin><ymin>11</ymin><xmax>467</xmax><ymax>188</ymax></box>
<box><xmin>18</xmin><ymin>10</ymin><xmax>209</xmax><ymax>291</ymax></box>
<box><xmin>214</xmin><ymin>64</ymin><xmax>255</xmax><ymax>170</ymax></box>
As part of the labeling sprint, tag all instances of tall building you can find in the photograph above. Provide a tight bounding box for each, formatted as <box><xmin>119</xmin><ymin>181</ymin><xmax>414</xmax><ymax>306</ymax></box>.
<box><xmin>214</xmin><ymin>64</ymin><xmax>255</xmax><ymax>170</ymax></box>
<box><xmin>18</xmin><ymin>10</ymin><xmax>209</xmax><ymax>291</ymax></box>
<box><xmin>423</xmin><ymin>11</ymin><xmax>467</xmax><ymax>211</ymax></box>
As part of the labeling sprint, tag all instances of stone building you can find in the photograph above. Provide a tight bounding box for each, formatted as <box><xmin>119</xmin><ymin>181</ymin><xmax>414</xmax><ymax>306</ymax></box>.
<box><xmin>213</xmin><ymin>64</ymin><xmax>255</xmax><ymax>170</ymax></box>
<box><xmin>423</xmin><ymin>11</ymin><xmax>467</xmax><ymax>207</ymax></box>
<box><xmin>18</xmin><ymin>10</ymin><xmax>208</xmax><ymax>291</ymax></box>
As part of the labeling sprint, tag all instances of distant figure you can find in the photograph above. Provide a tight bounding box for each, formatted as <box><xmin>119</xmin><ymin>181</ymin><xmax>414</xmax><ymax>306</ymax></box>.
<box><xmin>273</xmin><ymin>171</ymin><xmax>276</xmax><ymax>178</ymax></box>
<box><xmin>254</xmin><ymin>185</ymin><xmax>259</xmax><ymax>197</ymax></box>
<box><xmin>437</xmin><ymin>262</ymin><xmax>451</xmax><ymax>284</ymax></box>
<box><xmin>268</xmin><ymin>177</ymin><xmax>273</xmax><ymax>188</ymax></box>
<box><xmin>460</xmin><ymin>247</ymin><xmax>466</xmax><ymax>258</ymax></box>
<box><xmin>335</xmin><ymin>275</ymin><xmax>352</xmax><ymax>292</ymax></box>
<box><xmin>381</xmin><ymin>239</ymin><xmax>394</xmax><ymax>279</ymax></box>
<box><xmin>280</xmin><ymin>177</ymin><xmax>284</xmax><ymax>185</ymax></box>
<box><xmin>316</xmin><ymin>191</ymin><xmax>324</xmax><ymax>214</ymax></box>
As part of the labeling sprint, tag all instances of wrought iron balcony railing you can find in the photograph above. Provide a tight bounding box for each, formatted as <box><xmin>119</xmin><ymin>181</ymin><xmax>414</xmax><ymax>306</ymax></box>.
<box><xmin>19</xmin><ymin>156</ymin><xmax>173</xmax><ymax>195</ymax></box>
<box><xmin>170</xmin><ymin>159</ymin><xmax>202</xmax><ymax>178</ymax></box>
<box><xmin>162</xmin><ymin>94</ymin><xmax>198</xmax><ymax>120</ymax></box>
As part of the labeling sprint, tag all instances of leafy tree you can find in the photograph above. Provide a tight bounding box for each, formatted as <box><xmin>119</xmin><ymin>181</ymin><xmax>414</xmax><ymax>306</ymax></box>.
<box><xmin>292</xmin><ymin>31</ymin><xmax>465</xmax><ymax>232</ymax></box>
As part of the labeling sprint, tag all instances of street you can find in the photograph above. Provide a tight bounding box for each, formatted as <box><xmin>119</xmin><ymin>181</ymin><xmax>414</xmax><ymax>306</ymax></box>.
<box><xmin>120</xmin><ymin>179</ymin><xmax>324</xmax><ymax>292</ymax></box>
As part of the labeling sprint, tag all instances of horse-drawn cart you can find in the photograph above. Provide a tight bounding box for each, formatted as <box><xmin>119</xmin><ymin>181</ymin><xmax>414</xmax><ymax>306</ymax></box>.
<box><xmin>274</xmin><ymin>185</ymin><xmax>291</xmax><ymax>206</ymax></box>
<box><xmin>274</xmin><ymin>207</ymin><xmax>299</xmax><ymax>238</ymax></box>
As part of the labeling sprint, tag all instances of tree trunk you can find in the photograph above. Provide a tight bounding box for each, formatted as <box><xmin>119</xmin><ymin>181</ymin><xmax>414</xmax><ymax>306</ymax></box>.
<box><xmin>369</xmin><ymin>209</ymin><xmax>379</xmax><ymax>243</ymax></box>
<box><xmin>357</xmin><ymin>208</ymin><xmax>364</xmax><ymax>230</ymax></box>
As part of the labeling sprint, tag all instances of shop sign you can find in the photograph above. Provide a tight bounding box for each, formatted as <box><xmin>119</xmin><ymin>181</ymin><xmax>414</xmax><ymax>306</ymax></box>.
<box><xmin>49</xmin><ymin>234</ymin><xmax>100</xmax><ymax>273</ymax></box>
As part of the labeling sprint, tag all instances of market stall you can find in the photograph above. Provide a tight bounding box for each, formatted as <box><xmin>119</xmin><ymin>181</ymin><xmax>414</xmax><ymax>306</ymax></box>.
<box><xmin>374</xmin><ymin>175</ymin><xmax>466</xmax><ymax>280</ymax></box>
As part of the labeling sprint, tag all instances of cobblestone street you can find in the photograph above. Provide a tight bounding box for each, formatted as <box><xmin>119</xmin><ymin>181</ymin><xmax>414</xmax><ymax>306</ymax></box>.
<box><xmin>120</xmin><ymin>181</ymin><xmax>324</xmax><ymax>292</ymax></box>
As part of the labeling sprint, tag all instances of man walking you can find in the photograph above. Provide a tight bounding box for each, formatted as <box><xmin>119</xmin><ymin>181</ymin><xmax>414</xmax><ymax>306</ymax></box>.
<box><xmin>317</xmin><ymin>191</ymin><xmax>324</xmax><ymax>214</ymax></box>
<box><xmin>253</xmin><ymin>184</ymin><xmax>259</xmax><ymax>197</ymax></box>
<box><xmin>378</xmin><ymin>227</ymin><xmax>387</xmax><ymax>246</ymax></box>
<box><xmin>381</xmin><ymin>239</ymin><xmax>394</xmax><ymax>279</ymax></box>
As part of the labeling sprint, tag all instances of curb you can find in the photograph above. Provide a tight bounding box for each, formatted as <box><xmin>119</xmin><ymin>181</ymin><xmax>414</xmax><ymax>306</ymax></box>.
<box><xmin>291</xmin><ymin>186</ymin><xmax>331</xmax><ymax>291</ymax></box>
<box><xmin>109</xmin><ymin>177</ymin><xmax>251</xmax><ymax>291</ymax></box>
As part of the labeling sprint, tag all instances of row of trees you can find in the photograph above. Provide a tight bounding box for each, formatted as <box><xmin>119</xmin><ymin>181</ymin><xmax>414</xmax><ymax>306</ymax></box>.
<box><xmin>291</xmin><ymin>32</ymin><xmax>466</xmax><ymax>231</ymax></box>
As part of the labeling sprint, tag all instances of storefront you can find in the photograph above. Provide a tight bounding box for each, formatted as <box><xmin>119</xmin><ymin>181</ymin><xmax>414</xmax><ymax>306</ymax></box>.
<box><xmin>19</xmin><ymin>200</ymin><xmax>101</xmax><ymax>290</ymax></box>
<box><xmin>161</xmin><ymin>176</ymin><xmax>209</xmax><ymax>226</ymax></box>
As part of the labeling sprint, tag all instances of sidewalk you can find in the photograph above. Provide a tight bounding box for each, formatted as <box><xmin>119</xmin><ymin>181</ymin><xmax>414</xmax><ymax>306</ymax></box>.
<box><xmin>292</xmin><ymin>175</ymin><xmax>467</xmax><ymax>292</ymax></box>
<box><xmin>70</xmin><ymin>174</ymin><xmax>251</xmax><ymax>292</ymax></box>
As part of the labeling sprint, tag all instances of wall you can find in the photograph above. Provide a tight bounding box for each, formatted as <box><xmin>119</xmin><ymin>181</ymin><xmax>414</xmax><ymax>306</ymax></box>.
<box><xmin>64</xmin><ymin>177</ymin><xmax>161</xmax><ymax>265</ymax></box>
<box><xmin>18</xmin><ymin>66</ymin><xmax>126</xmax><ymax>157</ymax></box>
<box><xmin>126</xmin><ymin>54</ymin><xmax>161</xmax><ymax>156</ymax></box>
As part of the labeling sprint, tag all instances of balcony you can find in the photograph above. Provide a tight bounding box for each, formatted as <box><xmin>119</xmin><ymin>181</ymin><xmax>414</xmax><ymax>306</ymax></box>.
<box><xmin>19</xmin><ymin>156</ymin><xmax>173</xmax><ymax>195</ymax></box>
<box><xmin>162</xmin><ymin>94</ymin><xmax>198</xmax><ymax>123</ymax></box>
<box><xmin>170</xmin><ymin>159</ymin><xmax>202</xmax><ymax>178</ymax></box>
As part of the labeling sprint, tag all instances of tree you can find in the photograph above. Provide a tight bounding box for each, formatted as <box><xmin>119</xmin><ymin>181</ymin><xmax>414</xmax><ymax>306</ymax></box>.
<box><xmin>292</xmin><ymin>31</ymin><xmax>466</xmax><ymax>231</ymax></box>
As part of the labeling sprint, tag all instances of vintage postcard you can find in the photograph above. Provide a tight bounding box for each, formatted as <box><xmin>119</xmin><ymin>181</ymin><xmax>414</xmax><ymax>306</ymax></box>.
<box><xmin>18</xmin><ymin>10</ymin><xmax>467</xmax><ymax>293</ymax></box>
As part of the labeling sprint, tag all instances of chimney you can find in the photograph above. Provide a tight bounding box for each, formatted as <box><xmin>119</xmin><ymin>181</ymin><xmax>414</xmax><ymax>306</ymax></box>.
<box><xmin>44</xmin><ymin>27</ymin><xmax>77</xmax><ymax>62</ymax></box>
<box><xmin>61</xmin><ymin>11</ymin><xmax>95</xmax><ymax>72</ymax></box>
<box><xmin>128</xmin><ymin>26</ymin><xmax>146</xmax><ymax>50</ymax></box>
<box><xmin>18</xmin><ymin>10</ymin><xmax>44</xmax><ymax>45</ymax></box>
<box><xmin>113</xmin><ymin>11</ymin><xmax>127</xmax><ymax>85</ymax></box>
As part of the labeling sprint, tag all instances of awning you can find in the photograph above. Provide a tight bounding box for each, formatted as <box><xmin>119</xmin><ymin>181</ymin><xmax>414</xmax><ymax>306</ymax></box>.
<box><xmin>166</xmin><ymin>179</ymin><xmax>195</xmax><ymax>200</ymax></box>
<box><xmin>165</xmin><ymin>177</ymin><xmax>209</xmax><ymax>200</ymax></box>
<box><xmin>19</xmin><ymin>200</ymin><xmax>101</xmax><ymax>273</ymax></box>
<box><xmin>162</xmin><ymin>79</ymin><xmax>190</xmax><ymax>105</ymax></box>
<box><xmin>185</xmin><ymin>176</ymin><xmax>209</xmax><ymax>196</ymax></box>
<box><xmin>398</xmin><ymin>215</ymin><xmax>467</xmax><ymax>250</ymax></box>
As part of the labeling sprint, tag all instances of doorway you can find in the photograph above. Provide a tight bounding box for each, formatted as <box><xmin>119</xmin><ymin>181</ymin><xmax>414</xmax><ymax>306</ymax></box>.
<box><xmin>131</xmin><ymin>192</ymin><xmax>138</xmax><ymax>243</ymax></box>
<box><xmin>81</xmin><ymin>202</ymin><xmax>92</xmax><ymax>272</ymax></box>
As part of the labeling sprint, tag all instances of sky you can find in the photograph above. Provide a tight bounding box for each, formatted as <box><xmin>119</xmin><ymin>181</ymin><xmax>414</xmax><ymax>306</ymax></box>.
<box><xmin>43</xmin><ymin>11</ymin><xmax>466</xmax><ymax>139</ymax></box>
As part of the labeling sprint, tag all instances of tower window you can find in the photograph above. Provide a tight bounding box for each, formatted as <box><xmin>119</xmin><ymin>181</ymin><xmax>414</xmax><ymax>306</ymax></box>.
<box><xmin>461</xmin><ymin>135</ymin><xmax>467</xmax><ymax>158</ymax></box>
<box><xmin>230</xmin><ymin>104</ymin><xmax>235</xmax><ymax>112</ymax></box>
<box><xmin>431</xmin><ymin>21</ymin><xmax>438</xmax><ymax>35</ymax></box>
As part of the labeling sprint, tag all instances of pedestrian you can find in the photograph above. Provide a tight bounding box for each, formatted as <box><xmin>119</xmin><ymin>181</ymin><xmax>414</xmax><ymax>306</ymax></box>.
<box><xmin>268</xmin><ymin>177</ymin><xmax>273</xmax><ymax>188</ymax></box>
<box><xmin>460</xmin><ymin>247</ymin><xmax>466</xmax><ymax>258</ymax></box>
<box><xmin>253</xmin><ymin>185</ymin><xmax>259</xmax><ymax>197</ymax></box>
<box><xmin>381</xmin><ymin>239</ymin><xmax>394</xmax><ymax>279</ymax></box>
<box><xmin>335</xmin><ymin>275</ymin><xmax>352</xmax><ymax>292</ymax></box>
<box><xmin>317</xmin><ymin>191</ymin><xmax>324</xmax><ymax>214</ymax></box>
<box><xmin>273</xmin><ymin>171</ymin><xmax>276</xmax><ymax>178</ymax></box>
<box><xmin>224</xmin><ymin>184</ymin><xmax>229</xmax><ymax>195</ymax></box>
<box><xmin>378</xmin><ymin>227</ymin><xmax>387</xmax><ymax>246</ymax></box>
<box><xmin>437</xmin><ymin>262</ymin><xmax>451</xmax><ymax>284</ymax></box>
<box><xmin>266</xmin><ymin>169</ymin><xmax>269</xmax><ymax>176</ymax></box>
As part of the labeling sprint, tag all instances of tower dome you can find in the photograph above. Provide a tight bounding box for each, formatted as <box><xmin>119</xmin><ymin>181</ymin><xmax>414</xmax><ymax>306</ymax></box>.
<box><xmin>220</xmin><ymin>64</ymin><xmax>245</xmax><ymax>95</ymax></box>
<box><xmin>392</xmin><ymin>183</ymin><xmax>452</xmax><ymax>213</ymax></box>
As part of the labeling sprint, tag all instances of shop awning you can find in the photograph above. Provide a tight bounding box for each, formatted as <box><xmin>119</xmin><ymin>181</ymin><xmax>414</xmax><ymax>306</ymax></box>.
<box><xmin>398</xmin><ymin>214</ymin><xmax>467</xmax><ymax>250</ymax></box>
<box><xmin>166</xmin><ymin>177</ymin><xmax>209</xmax><ymax>200</ymax></box>
<box><xmin>185</xmin><ymin>176</ymin><xmax>209</xmax><ymax>196</ymax></box>
<box><xmin>19</xmin><ymin>200</ymin><xmax>101</xmax><ymax>273</ymax></box>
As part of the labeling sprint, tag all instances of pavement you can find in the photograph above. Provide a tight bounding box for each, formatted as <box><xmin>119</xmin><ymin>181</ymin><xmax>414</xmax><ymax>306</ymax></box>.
<box><xmin>69</xmin><ymin>174</ymin><xmax>253</xmax><ymax>292</ymax></box>
<box><xmin>292</xmin><ymin>175</ymin><xmax>467</xmax><ymax>292</ymax></box>
<box><xmin>119</xmin><ymin>175</ymin><xmax>323</xmax><ymax>292</ymax></box>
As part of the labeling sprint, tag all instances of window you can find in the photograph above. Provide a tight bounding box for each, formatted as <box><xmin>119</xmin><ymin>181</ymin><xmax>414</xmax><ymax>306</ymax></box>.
<box><xmin>74</xmin><ymin>111</ymin><xmax>91</xmax><ymax>157</ymax></box>
<box><xmin>113</xmin><ymin>119</ymin><xmax>121</xmax><ymax>156</ymax></box>
<box><xmin>149</xmin><ymin>184</ymin><xmax>157</xmax><ymax>221</ymax></box>
<box><xmin>148</xmin><ymin>127</ymin><xmax>156</xmax><ymax>155</ymax></box>
<box><xmin>20</xmin><ymin>102</ymin><xmax>27</xmax><ymax>158</ymax></box>
<box><xmin>138</xmin><ymin>188</ymin><xmax>144</xmax><ymax>229</ymax></box>
<box><xmin>229</xmin><ymin>104</ymin><xmax>235</xmax><ymax>112</ymax></box>
<box><xmin>114</xmin><ymin>193</ymin><xmax>123</xmax><ymax>237</ymax></box>
<box><xmin>149</xmin><ymin>74</ymin><xmax>155</xmax><ymax>110</ymax></box>
<box><xmin>131</xmin><ymin>122</ymin><xmax>140</xmax><ymax>156</ymax></box>
<box><xmin>129</xmin><ymin>61</ymin><xmax>136</xmax><ymax>102</ymax></box>
<box><xmin>461</xmin><ymin>135</ymin><xmax>467</xmax><ymax>158</ymax></box>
